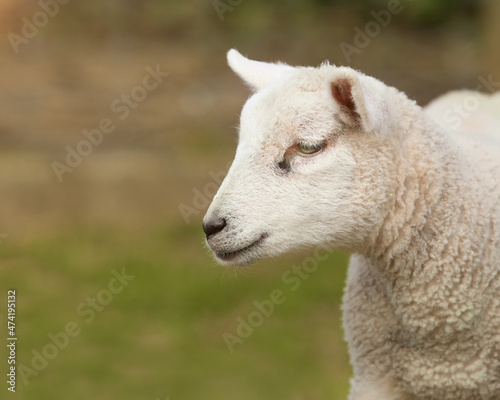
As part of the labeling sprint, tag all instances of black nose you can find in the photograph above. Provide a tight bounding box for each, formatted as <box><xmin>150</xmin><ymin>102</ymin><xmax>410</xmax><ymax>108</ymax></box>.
<box><xmin>203</xmin><ymin>217</ymin><xmax>226</xmax><ymax>239</ymax></box>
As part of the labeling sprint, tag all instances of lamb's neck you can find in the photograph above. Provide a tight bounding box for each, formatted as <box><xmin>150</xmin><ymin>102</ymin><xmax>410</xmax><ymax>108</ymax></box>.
<box><xmin>367</xmin><ymin>110</ymin><xmax>466</xmax><ymax>271</ymax></box>
<box><xmin>362</xmin><ymin>105</ymin><xmax>494</xmax><ymax>337</ymax></box>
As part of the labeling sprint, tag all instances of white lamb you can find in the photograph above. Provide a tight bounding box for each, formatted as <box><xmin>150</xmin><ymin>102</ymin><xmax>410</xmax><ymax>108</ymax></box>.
<box><xmin>203</xmin><ymin>49</ymin><xmax>500</xmax><ymax>400</ymax></box>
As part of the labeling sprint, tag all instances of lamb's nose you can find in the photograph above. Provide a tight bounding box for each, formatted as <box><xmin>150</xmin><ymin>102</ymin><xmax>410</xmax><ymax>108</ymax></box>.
<box><xmin>203</xmin><ymin>217</ymin><xmax>227</xmax><ymax>239</ymax></box>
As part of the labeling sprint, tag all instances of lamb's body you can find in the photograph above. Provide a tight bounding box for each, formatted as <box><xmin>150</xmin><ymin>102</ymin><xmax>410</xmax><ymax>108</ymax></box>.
<box><xmin>204</xmin><ymin>50</ymin><xmax>500</xmax><ymax>399</ymax></box>
<box><xmin>344</xmin><ymin>90</ymin><xmax>500</xmax><ymax>400</ymax></box>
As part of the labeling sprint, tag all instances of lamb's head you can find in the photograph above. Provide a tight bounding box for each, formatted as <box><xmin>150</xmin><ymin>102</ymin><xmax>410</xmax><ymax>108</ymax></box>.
<box><xmin>204</xmin><ymin>49</ymin><xmax>399</xmax><ymax>266</ymax></box>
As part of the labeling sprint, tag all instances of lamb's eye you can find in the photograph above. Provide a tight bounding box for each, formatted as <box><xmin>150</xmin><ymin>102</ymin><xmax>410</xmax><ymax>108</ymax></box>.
<box><xmin>297</xmin><ymin>141</ymin><xmax>324</xmax><ymax>155</ymax></box>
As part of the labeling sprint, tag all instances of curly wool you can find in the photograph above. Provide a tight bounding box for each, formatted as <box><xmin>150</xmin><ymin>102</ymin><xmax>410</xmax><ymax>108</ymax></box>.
<box><xmin>343</xmin><ymin>89</ymin><xmax>500</xmax><ymax>400</ymax></box>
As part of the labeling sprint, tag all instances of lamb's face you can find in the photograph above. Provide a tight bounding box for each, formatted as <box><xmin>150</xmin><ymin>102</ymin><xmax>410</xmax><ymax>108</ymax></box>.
<box><xmin>203</xmin><ymin>50</ymin><xmax>395</xmax><ymax>266</ymax></box>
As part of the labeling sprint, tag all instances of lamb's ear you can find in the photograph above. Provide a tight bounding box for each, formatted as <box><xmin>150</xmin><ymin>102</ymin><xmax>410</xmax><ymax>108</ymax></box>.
<box><xmin>330</xmin><ymin>69</ymin><xmax>393</xmax><ymax>133</ymax></box>
<box><xmin>227</xmin><ymin>49</ymin><xmax>294</xmax><ymax>92</ymax></box>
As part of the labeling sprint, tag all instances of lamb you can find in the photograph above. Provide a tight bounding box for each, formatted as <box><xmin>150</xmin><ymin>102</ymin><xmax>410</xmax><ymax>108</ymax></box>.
<box><xmin>202</xmin><ymin>49</ymin><xmax>500</xmax><ymax>400</ymax></box>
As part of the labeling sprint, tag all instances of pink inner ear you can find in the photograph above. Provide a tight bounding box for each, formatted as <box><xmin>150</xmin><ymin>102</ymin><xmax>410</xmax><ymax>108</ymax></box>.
<box><xmin>331</xmin><ymin>79</ymin><xmax>357</xmax><ymax>115</ymax></box>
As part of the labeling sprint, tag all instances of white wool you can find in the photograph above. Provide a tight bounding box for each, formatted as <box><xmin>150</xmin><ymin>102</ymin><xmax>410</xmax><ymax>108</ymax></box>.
<box><xmin>204</xmin><ymin>50</ymin><xmax>500</xmax><ymax>400</ymax></box>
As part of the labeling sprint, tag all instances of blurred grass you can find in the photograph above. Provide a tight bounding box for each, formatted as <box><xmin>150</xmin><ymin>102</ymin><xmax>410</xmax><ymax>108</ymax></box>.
<box><xmin>0</xmin><ymin>224</ymin><xmax>351</xmax><ymax>400</ymax></box>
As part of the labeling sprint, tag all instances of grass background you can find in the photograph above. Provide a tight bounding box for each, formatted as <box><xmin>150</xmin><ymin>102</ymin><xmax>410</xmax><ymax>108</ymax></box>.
<box><xmin>1</xmin><ymin>227</ymin><xmax>351</xmax><ymax>400</ymax></box>
<box><xmin>0</xmin><ymin>0</ymin><xmax>499</xmax><ymax>399</ymax></box>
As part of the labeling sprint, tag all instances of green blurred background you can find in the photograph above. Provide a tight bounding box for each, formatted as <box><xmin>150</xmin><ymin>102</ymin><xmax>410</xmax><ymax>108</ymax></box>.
<box><xmin>0</xmin><ymin>1</ymin><xmax>499</xmax><ymax>399</ymax></box>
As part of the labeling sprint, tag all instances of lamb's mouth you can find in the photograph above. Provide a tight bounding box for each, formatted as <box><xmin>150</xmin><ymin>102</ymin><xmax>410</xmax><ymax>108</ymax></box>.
<box><xmin>215</xmin><ymin>233</ymin><xmax>269</xmax><ymax>261</ymax></box>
